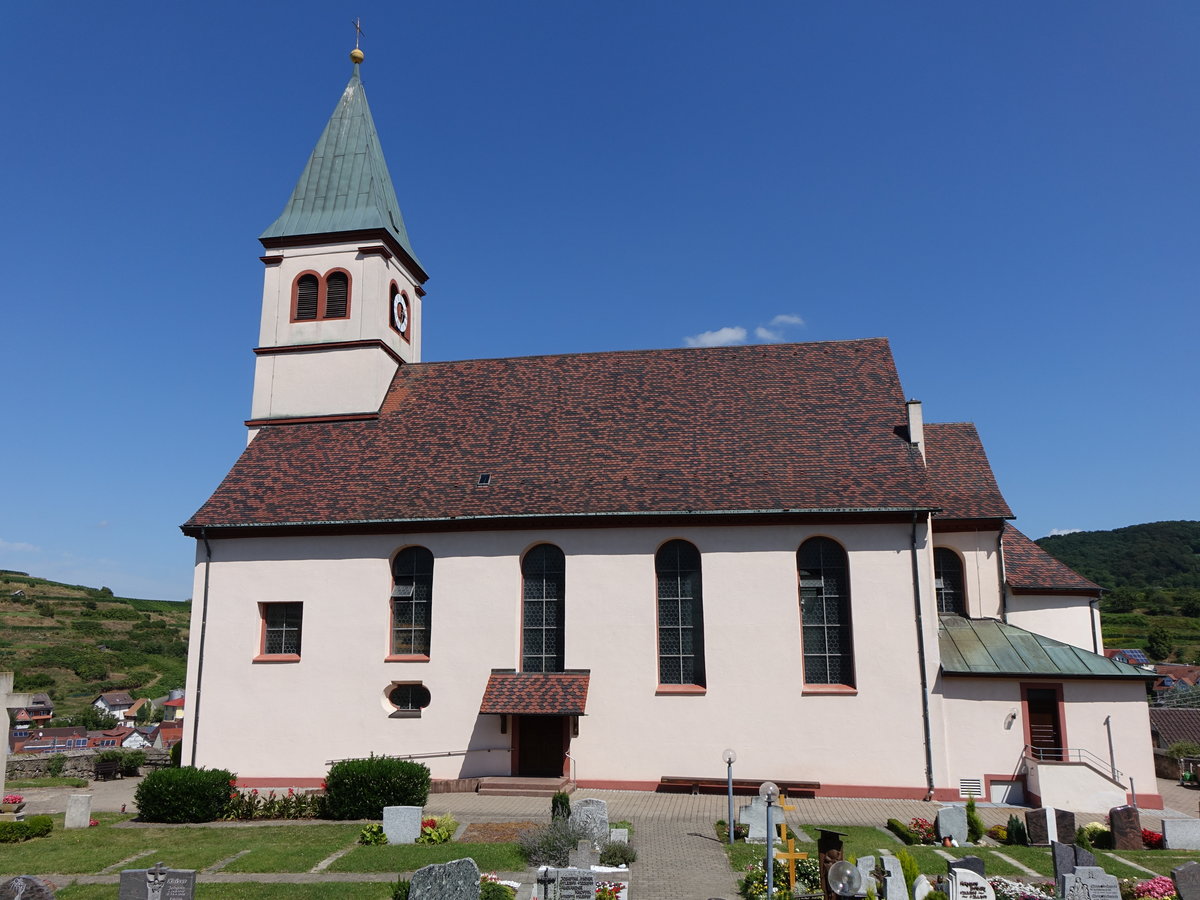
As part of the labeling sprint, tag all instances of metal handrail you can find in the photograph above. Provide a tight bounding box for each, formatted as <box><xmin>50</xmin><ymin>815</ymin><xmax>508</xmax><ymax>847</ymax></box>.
<box><xmin>1024</xmin><ymin>744</ymin><xmax>1126</xmax><ymax>784</ymax></box>
<box><xmin>326</xmin><ymin>747</ymin><xmax>511</xmax><ymax>765</ymax></box>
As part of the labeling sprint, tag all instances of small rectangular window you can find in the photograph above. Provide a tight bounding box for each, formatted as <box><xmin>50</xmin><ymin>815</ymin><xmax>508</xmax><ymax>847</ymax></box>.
<box><xmin>262</xmin><ymin>602</ymin><xmax>303</xmax><ymax>657</ymax></box>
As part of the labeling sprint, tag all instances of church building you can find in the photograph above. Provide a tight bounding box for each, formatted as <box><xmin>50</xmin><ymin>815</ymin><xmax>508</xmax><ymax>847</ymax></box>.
<box><xmin>182</xmin><ymin>51</ymin><xmax>1159</xmax><ymax>809</ymax></box>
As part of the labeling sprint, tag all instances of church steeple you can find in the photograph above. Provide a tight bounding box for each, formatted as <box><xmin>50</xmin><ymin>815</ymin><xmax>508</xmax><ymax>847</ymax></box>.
<box><xmin>249</xmin><ymin>48</ymin><xmax>428</xmax><ymax>436</ymax></box>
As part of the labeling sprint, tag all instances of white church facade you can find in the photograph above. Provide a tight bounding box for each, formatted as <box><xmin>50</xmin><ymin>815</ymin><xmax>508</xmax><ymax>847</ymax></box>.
<box><xmin>182</xmin><ymin>51</ymin><xmax>1159</xmax><ymax>810</ymax></box>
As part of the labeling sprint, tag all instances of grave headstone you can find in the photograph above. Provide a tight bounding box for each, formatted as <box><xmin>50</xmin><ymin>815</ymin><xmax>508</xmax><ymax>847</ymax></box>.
<box><xmin>1052</xmin><ymin>840</ymin><xmax>1077</xmax><ymax>894</ymax></box>
<box><xmin>817</xmin><ymin>828</ymin><xmax>847</xmax><ymax>900</ymax></box>
<box><xmin>570</xmin><ymin>797</ymin><xmax>610</xmax><ymax>845</ymax></box>
<box><xmin>609</xmin><ymin>827</ymin><xmax>629</xmax><ymax>844</ymax></box>
<box><xmin>1173</xmin><ymin>861</ymin><xmax>1200</xmax><ymax>900</ymax></box>
<box><xmin>409</xmin><ymin>858</ymin><xmax>480</xmax><ymax>900</ymax></box>
<box><xmin>568</xmin><ymin>839</ymin><xmax>600</xmax><ymax>870</ymax></box>
<box><xmin>1056</xmin><ymin>809</ymin><xmax>1077</xmax><ymax>844</ymax></box>
<box><xmin>382</xmin><ymin>805</ymin><xmax>422</xmax><ymax>844</ymax></box>
<box><xmin>64</xmin><ymin>794</ymin><xmax>92</xmax><ymax>830</ymax></box>
<box><xmin>857</xmin><ymin>855</ymin><xmax>906</xmax><ymax>900</ymax></box>
<box><xmin>554</xmin><ymin>867</ymin><xmax>598</xmax><ymax>900</ymax></box>
<box><xmin>947</xmin><ymin>866</ymin><xmax>995</xmax><ymax>900</ymax></box>
<box><xmin>1165</xmin><ymin>820</ymin><xmax>1200</xmax><ymax>851</ymax></box>
<box><xmin>118</xmin><ymin>863</ymin><xmax>196</xmax><ymax>900</ymax></box>
<box><xmin>948</xmin><ymin>857</ymin><xmax>986</xmax><ymax>879</ymax></box>
<box><xmin>1109</xmin><ymin>805</ymin><xmax>1143</xmax><ymax>850</ymax></box>
<box><xmin>0</xmin><ymin>876</ymin><xmax>57</xmax><ymax>900</ymax></box>
<box><xmin>937</xmin><ymin>807</ymin><xmax>968</xmax><ymax>844</ymax></box>
<box><xmin>1063</xmin><ymin>866</ymin><xmax>1121</xmax><ymax>900</ymax></box>
<box><xmin>1026</xmin><ymin>808</ymin><xmax>1056</xmax><ymax>846</ymax></box>
<box><xmin>913</xmin><ymin>875</ymin><xmax>934</xmax><ymax>900</ymax></box>
<box><xmin>740</xmin><ymin>796</ymin><xmax>778</xmax><ymax>843</ymax></box>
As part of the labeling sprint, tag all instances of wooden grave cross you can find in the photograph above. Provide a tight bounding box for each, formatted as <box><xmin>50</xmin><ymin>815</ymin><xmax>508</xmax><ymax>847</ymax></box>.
<box><xmin>0</xmin><ymin>672</ymin><xmax>33</xmax><ymax>803</ymax></box>
<box><xmin>774</xmin><ymin>822</ymin><xmax>809</xmax><ymax>890</ymax></box>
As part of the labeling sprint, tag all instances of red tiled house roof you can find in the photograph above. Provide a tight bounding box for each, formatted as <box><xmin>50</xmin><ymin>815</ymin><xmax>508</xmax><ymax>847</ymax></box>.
<box><xmin>923</xmin><ymin>423</ymin><xmax>1013</xmax><ymax>521</ymax></box>
<box><xmin>1002</xmin><ymin>525</ymin><xmax>1101</xmax><ymax>594</ymax></box>
<box><xmin>1149</xmin><ymin>708</ymin><xmax>1200</xmax><ymax>749</ymax></box>
<box><xmin>185</xmin><ymin>339</ymin><xmax>948</xmax><ymax>533</ymax></box>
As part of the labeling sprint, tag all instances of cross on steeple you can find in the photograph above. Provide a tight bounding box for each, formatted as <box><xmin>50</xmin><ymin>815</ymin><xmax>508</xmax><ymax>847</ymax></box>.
<box><xmin>0</xmin><ymin>673</ymin><xmax>33</xmax><ymax>808</ymax></box>
<box><xmin>352</xmin><ymin>17</ymin><xmax>365</xmax><ymax>49</ymax></box>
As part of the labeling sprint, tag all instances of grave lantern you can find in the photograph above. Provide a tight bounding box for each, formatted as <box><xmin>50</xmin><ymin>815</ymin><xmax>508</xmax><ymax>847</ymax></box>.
<box><xmin>722</xmin><ymin>748</ymin><xmax>737</xmax><ymax>845</ymax></box>
<box><xmin>760</xmin><ymin>781</ymin><xmax>780</xmax><ymax>894</ymax></box>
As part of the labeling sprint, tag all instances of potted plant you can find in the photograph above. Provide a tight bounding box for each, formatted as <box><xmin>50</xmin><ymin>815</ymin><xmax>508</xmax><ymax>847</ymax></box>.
<box><xmin>1</xmin><ymin>793</ymin><xmax>25</xmax><ymax>814</ymax></box>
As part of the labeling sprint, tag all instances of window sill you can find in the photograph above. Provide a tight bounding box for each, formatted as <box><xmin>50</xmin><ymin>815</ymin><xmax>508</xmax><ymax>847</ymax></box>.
<box><xmin>388</xmin><ymin>710</ymin><xmax>422</xmax><ymax>719</ymax></box>
<box><xmin>252</xmin><ymin>654</ymin><xmax>301</xmax><ymax>663</ymax></box>
<box><xmin>385</xmin><ymin>654</ymin><xmax>431</xmax><ymax>663</ymax></box>
<box><xmin>801</xmin><ymin>684</ymin><xmax>857</xmax><ymax>696</ymax></box>
<box><xmin>655</xmin><ymin>684</ymin><xmax>707</xmax><ymax>696</ymax></box>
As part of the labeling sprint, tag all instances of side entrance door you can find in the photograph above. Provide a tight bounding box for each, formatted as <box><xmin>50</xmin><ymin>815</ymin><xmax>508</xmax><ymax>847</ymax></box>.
<box><xmin>1026</xmin><ymin>687</ymin><xmax>1064</xmax><ymax>761</ymax></box>
<box><xmin>515</xmin><ymin>715</ymin><xmax>566</xmax><ymax>777</ymax></box>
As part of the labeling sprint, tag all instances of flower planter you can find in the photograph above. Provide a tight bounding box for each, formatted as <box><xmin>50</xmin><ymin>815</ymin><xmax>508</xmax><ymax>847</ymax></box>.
<box><xmin>0</xmin><ymin>802</ymin><xmax>25</xmax><ymax>814</ymax></box>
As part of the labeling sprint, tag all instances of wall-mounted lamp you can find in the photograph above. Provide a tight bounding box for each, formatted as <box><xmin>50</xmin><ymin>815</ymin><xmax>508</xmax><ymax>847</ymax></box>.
<box><xmin>1004</xmin><ymin>709</ymin><xmax>1018</xmax><ymax>730</ymax></box>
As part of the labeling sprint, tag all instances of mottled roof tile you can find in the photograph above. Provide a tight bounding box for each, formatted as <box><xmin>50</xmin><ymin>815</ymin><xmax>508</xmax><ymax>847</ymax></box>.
<box><xmin>923</xmin><ymin>423</ymin><xmax>1012</xmax><ymax>520</ymax></box>
<box><xmin>1003</xmin><ymin>525</ymin><xmax>1101</xmax><ymax>593</ymax></box>
<box><xmin>479</xmin><ymin>670</ymin><xmax>590</xmax><ymax>716</ymax></box>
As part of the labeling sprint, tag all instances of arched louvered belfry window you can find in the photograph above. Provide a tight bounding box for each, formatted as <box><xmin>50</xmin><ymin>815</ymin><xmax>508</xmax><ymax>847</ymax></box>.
<box><xmin>324</xmin><ymin>271</ymin><xmax>349</xmax><ymax>318</ymax></box>
<box><xmin>522</xmin><ymin>544</ymin><xmax>565</xmax><ymax>673</ymax></box>
<box><xmin>294</xmin><ymin>274</ymin><xmax>319</xmax><ymax>320</ymax></box>
<box><xmin>656</xmin><ymin>540</ymin><xmax>705</xmax><ymax>687</ymax></box>
<box><xmin>391</xmin><ymin>547</ymin><xmax>434</xmax><ymax>657</ymax></box>
<box><xmin>798</xmin><ymin>537</ymin><xmax>854</xmax><ymax>687</ymax></box>
<box><xmin>935</xmin><ymin>547</ymin><xmax>966</xmax><ymax>615</ymax></box>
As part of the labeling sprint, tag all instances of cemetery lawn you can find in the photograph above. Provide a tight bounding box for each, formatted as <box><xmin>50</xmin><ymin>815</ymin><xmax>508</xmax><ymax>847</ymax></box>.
<box><xmin>57</xmin><ymin>886</ymin><xmax>395</xmax><ymax>899</ymax></box>
<box><xmin>6</xmin><ymin>777</ymin><xmax>90</xmax><ymax>789</ymax></box>
<box><xmin>328</xmin><ymin>842</ymin><xmax>526</xmax><ymax>872</ymax></box>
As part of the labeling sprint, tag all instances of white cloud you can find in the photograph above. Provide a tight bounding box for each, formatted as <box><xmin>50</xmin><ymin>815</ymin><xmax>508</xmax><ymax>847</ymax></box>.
<box><xmin>770</xmin><ymin>314</ymin><xmax>805</xmax><ymax>327</ymax></box>
<box><xmin>0</xmin><ymin>538</ymin><xmax>40</xmax><ymax>553</ymax></box>
<box><xmin>755</xmin><ymin>326</ymin><xmax>783</xmax><ymax>342</ymax></box>
<box><xmin>1048</xmin><ymin>528</ymin><xmax>1082</xmax><ymax>536</ymax></box>
<box><xmin>684</xmin><ymin>326</ymin><xmax>747</xmax><ymax>348</ymax></box>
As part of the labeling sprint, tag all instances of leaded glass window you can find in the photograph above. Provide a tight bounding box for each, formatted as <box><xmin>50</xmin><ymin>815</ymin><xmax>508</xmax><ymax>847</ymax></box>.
<box><xmin>935</xmin><ymin>547</ymin><xmax>965</xmax><ymax>615</ymax></box>
<box><xmin>263</xmin><ymin>602</ymin><xmax>302</xmax><ymax>655</ymax></box>
<box><xmin>798</xmin><ymin>538</ymin><xmax>853</xmax><ymax>686</ymax></box>
<box><xmin>392</xmin><ymin>547</ymin><xmax>433</xmax><ymax>656</ymax></box>
<box><xmin>522</xmin><ymin>544</ymin><xmax>565</xmax><ymax>673</ymax></box>
<box><xmin>656</xmin><ymin>540</ymin><xmax>705</xmax><ymax>686</ymax></box>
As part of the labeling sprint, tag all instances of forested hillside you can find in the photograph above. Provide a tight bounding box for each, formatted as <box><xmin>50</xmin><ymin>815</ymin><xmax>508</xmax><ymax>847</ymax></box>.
<box><xmin>0</xmin><ymin>570</ymin><xmax>190</xmax><ymax>724</ymax></box>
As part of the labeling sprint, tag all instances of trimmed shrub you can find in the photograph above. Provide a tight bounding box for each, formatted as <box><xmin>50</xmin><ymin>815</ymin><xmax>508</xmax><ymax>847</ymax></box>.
<box><xmin>481</xmin><ymin>880</ymin><xmax>516</xmax><ymax>900</ymax></box>
<box><xmin>887</xmin><ymin>818</ymin><xmax>919</xmax><ymax>844</ymax></box>
<box><xmin>322</xmin><ymin>755</ymin><xmax>431</xmax><ymax>820</ymax></box>
<box><xmin>551</xmin><ymin>790</ymin><xmax>571</xmax><ymax>821</ymax></box>
<box><xmin>135</xmin><ymin>766</ymin><xmax>236</xmax><ymax>823</ymax></box>
<box><xmin>966</xmin><ymin>797</ymin><xmax>985</xmax><ymax>843</ymax></box>
<box><xmin>169</xmin><ymin>741</ymin><xmax>182</xmax><ymax>767</ymax></box>
<box><xmin>1168</xmin><ymin>740</ymin><xmax>1200</xmax><ymax>760</ymax></box>
<box><xmin>1005</xmin><ymin>814</ymin><xmax>1029</xmax><ymax>846</ymax></box>
<box><xmin>600</xmin><ymin>841</ymin><xmax>637</xmax><ymax>866</ymax></box>
<box><xmin>895</xmin><ymin>848</ymin><xmax>919</xmax><ymax>895</ymax></box>
<box><xmin>121</xmin><ymin>750</ymin><xmax>146</xmax><ymax>776</ymax></box>
<box><xmin>518</xmin><ymin>820</ymin><xmax>589</xmax><ymax>867</ymax></box>
<box><xmin>25</xmin><ymin>815</ymin><xmax>53</xmax><ymax>838</ymax></box>
<box><xmin>0</xmin><ymin>817</ymin><xmax>52</xmax><ymax>842</ymax></box>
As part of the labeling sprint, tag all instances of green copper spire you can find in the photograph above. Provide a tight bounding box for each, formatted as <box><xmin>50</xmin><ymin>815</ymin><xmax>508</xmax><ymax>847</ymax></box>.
<box><xmin>261</xmin><ymin>58</ymin><xmax>424</xmax><ymax>278</ymax></box>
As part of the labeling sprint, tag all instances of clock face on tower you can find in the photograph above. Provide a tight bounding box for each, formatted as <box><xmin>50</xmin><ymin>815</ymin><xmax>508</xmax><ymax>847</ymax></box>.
<box><xmin>391</xmin><ymin>291</ymin><xmax>409</xmax><ymax>336</ymax></box>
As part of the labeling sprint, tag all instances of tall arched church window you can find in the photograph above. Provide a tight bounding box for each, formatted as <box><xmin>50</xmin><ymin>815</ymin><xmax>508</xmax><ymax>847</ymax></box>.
<box><xmin>656</xmin><ymin>540</ymin><xmax>705</xmax><ymax>686</ymax></box>
<box><xmin>935</xmin><ymin>547</ymin><xmax>966</xmax><ymax>615</ymax></box>
<box><xmin>391</xmin><ymin>547</ymin><xmax>433</xmax><ymax>657</ymax></box>
<box><xmin>522</xmin><ymin>544</ymin><xmax>565</xmax><ymax>673</ymax></box>
<box><xmin>798</xmin><ymin>537</ymin><xmax>854</xmax><ymax>687</ymax></box>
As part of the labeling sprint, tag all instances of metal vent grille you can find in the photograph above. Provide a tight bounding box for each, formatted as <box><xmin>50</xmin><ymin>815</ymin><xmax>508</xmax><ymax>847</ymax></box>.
<box><xmin>959</xmin><ymin>778</ymin><xmax>984</xmax><ymax>798</ymax></box>
<box><xmin>324</xmin><ymin>273</ymin><xmax>348</xmax><ymax>318</ymax></box>
<box><xmin>295</xmin><ymin>275</ymin><xmax>318</xmax><ymax>320</ymax></box>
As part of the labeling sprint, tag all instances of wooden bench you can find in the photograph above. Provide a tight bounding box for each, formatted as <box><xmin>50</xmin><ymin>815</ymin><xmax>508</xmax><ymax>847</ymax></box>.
<box><xmin>659</xmin><ymin>776</ymin><xmax>820</xmax><ymax>797</ymax></box>
<box><xmin>94</xmin><ymin>758</ymin><xmax>122</xmax><ymax>781</ymax></box>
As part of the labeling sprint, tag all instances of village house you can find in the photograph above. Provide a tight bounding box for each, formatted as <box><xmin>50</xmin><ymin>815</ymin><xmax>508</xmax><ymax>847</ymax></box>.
<box><xmin>180</xmin><ymin>50</ymin><xmax>1159</xmax><ymax>809</ymax></box>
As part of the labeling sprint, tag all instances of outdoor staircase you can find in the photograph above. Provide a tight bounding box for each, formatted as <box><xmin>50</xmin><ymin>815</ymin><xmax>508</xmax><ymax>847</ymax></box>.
<box><xmin>477</xmin><ymin>776</ymin><xmax>574</xmax><ymax>797</ymax></box>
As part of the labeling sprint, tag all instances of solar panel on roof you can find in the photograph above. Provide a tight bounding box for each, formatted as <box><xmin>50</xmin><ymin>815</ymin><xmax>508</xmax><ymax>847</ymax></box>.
<box><xmin>1120</xmin><ymin>649</ymin><xmax>1149</xmax><ymax>664</ymax></box>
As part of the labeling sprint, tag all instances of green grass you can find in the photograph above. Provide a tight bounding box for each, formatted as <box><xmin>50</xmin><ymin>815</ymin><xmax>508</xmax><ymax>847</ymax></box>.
<box><xmin>329</xmin><ymin>842</ymin><xmax>526</xmax><ymax>873</ymax></box>
<box><xmin>6</xmin><ymin>777</ymin><xmax>90</xmax><ymax>789</ymax></box>
<box><xmin>220</xmin><ymin>826</ymin><xmax>363</xmax><ymax>872</ymax></box>
<box><xmin>58</xmin><ymin>885</ymin><xmax>394</xmax><ymax>900</ymax></box>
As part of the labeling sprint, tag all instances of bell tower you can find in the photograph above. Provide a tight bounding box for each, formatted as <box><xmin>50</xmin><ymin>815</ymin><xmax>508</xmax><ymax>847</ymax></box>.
<box><xmin>249</xmin><ymin>47</ymin><xmax>428</xmax><ymax>435</ymax></box>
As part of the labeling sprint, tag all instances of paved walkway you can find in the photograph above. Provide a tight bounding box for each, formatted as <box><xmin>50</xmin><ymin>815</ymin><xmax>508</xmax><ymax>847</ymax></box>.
<box><xmin>12</xmin><ymin>778</ymin><xmax>1200</xmax><ymax>899</ymax></box>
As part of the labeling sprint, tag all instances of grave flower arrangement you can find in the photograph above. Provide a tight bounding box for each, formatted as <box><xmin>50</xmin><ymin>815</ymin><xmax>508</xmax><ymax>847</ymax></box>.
<box><xmin>909</xmin><ymin>817</ymin><xmax>937</xmax><ymax>844</ymax></box>
<box><xmin>1133</xmin><ymin>876</ymin><xmax>1177</xmax><ymax>900</ymax></box>
<box><xmin>737</xmin><ymin>858</ymin><xmax>791</xmax><ymax>900</ymax></box>
<box><xmin>2</xmin><ymin>794</ymin><xmax>23</xmax><ymax>805</ymax></box>
<box><xmin>595</xmin><ymin>881</ymin><xmax>624</xmax><ymax>900</ymax></box>
<box><xmin>1140</xmin><ymin>829</ymin><xmax>1165</xmax><ymax>850</ymax></box>
<box><xmin>416</xmin><ymin>812</ymin><xmax>458</xmax><ymax>844</ymax></box>
<box><xmin>989</xmin><ymin>878</ymin><xmax>1055</xmax><ymax>900</ymax></box>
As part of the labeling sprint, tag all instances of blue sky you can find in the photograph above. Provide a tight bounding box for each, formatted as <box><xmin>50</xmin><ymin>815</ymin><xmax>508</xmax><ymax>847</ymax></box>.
<box><xmin>1</xmin><ymin>3</ymin><xmax>1197</xmax><ymax>602</ymax></box>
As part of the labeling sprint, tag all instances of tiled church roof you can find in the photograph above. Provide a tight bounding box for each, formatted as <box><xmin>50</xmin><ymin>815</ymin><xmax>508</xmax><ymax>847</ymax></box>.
<box><xmin>923</xmin><ymin>423</ymin><xmax>1013</xmax><ymax>520</ymax></box>
<box><xmin>480</xmin><ymin>670</ymin><xmax>590</xmax><ymax>716</ymax></box>
<box><xmin>186</xmin><ymin>338</ymin><xmax>964</xmax><ymax>532</ymax></box>
<box><xmin>1002</xmin><ymin>525</ymin><xmax>1101</xmax><ymax>593</ymax></box>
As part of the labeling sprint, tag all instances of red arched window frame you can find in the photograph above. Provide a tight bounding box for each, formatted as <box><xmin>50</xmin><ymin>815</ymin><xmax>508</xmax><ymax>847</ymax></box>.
<box><xmin>291</xmin><ymin>269</ymin><xmax>353</xmax><ymax>322</ymax></box>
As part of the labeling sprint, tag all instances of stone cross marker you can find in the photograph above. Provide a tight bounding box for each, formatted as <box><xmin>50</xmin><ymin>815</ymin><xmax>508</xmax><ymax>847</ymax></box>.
<box><xmin>740</xmin><ymin>796</ymin><xmax>777</xmax><ymax>843</ymax></box>
<box><xmin>1172</xmin><ymin>861</ymin><xmax>1200</xmax><ymax>900</ymax></box>
<box><xmin>409</xmin><ymin>858</ymin><xmax>480</xmax><ymax>900</ymax></box>
<box><xmin>0</xmin><ymin>673</ymin><xmax>32</xmax><ymax>807</ymax></box>
<box><xmin>568</xmin><ymin>839</ymin><xmax>600</xmax><ymax>869</ymax></box>
<box><xmin>857</xmin><ymin>855</ymin><xmax>905</xmax><ymax>900</ymax></box>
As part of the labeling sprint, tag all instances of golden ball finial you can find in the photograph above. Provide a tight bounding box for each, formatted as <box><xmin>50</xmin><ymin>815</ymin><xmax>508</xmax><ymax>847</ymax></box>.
<box><xmin>350</xmin><ymin>48</ymin><xmax>364</xmax><ymax>64</ymax></box>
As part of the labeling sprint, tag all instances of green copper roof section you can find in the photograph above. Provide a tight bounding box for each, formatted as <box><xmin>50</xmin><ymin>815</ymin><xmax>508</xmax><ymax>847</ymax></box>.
<box><xmin>260</xmin><ymin>64</ymin><xmax>422</xmax><ymax>273</ymax></box>
<box><xmin>939</xmin><ymin>615</ymin><xmax>1153</xmax><ymax>679</ymax></box>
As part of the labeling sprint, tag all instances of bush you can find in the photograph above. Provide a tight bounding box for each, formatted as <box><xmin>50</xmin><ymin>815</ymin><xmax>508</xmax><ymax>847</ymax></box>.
<box><xmin>391</xmin><ymin>879</ymin><xmax>410</xmax><ymax>900</ymax></box>
<box><xmin>1080</xmin><ymin>821</ymin><xmax>1113</xmax><ymax>849</ymax></box>
<box><xmin>358</xmin><ymin>823</ymin><xmax>388</xmax><ymax>845</ymax></box>
<box><xmin>416</xmin><ymin>813</ymin><xmax>458</xmax><ymax>844</ymax></box>
<box><xmin>887</xmin><ymin>818</ymin><xmax>919</xmax><ymax>844</ymax></box>
<box><xmin>0</xmin><ymin>816</ymin><xmax>52</xmax><ymax>843</ymax></box>
<box><xmin>121</xmin><ymin>750</ymin><xmax>146</xmax><ymax>776</ymax></box>
<box><xmin>134</xmin><ymin>766</ymin><xmax>236</xmax><ymax>822</ymax></box>
<box><xmin>481</xmin><ymin>879</ymin><xmax>516</xmax><ymax>900</ymax></box>
<box><xmin>25</xmin><ymin>815</ymin><xmax>53</xmax><ymax>838</ymax></box>
<box><xmin>600</xmin><ymin>841</ymin><xmax>637</xmax><ymax>866</ymax></box>
<box><xmin>322</xmin><ymin>755</ymin><xmax>431</xmax><ymax>820</ymax></box>
<box><xmin>47</xmin><ymin>754</ymin><xmax>66</xmax><ymax>777</ymax></box>
<box><xmin>169</xmin><ymin>741</ymin><xmax>182</xmax><ymax>767</ymax></box>
<box><xmin>518</xmin><ymin>820</ymin><xmax>589</xmax><ymax>867</ymax></box>
<box><xmin>895</xmin><ymin>848</ymin><xmax>920</xmax><ymax>895</ymax></box>
<box><xmin>966</xmin><ymin>797</ymin><xmax>985</xmax><ymax>843</ymax></box>
<box><xmin>551</xmin><ymin>790</ymin><xmax>571</xmax><ymax>820</ymax></box>
<box><xmin>1169</xmin><ymin>740</ymin><xmax>1200</xmax><ymax>760</ymax></box>
<box><xmin>1076</xmin><ymin>826</ymin><xmax>1093</xmax><ymax>851</ymax></box>
<box><xmin>1005</xmin><ymin>814</ymin><xmax>1029</xmax><ymax>846</ymax></box>
<box><xmin>224</xmin><ymin>788</ymin><xmax>322</xmax><ymax>821</ymax></box>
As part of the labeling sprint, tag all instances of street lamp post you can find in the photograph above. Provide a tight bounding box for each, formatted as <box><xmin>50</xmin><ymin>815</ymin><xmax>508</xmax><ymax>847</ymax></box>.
<box><xmin>760</xmin><ymin>781</ymin><xmax>779</xmax><ymax>895</ymax></box>
<box><xmin>723</xmin><ymin>748</ymin><xmax>737</xmax><ymax>845</ymax></box>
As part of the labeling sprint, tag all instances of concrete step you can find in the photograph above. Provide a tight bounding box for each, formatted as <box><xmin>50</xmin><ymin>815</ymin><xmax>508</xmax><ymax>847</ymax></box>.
<box><xmin>477</xmin><ymin>777</ymin><xmax>574</xmax><ymax>797</ymax></box>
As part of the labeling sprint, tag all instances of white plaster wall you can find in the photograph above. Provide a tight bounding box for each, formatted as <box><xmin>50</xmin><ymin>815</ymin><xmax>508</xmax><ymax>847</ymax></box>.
<box><xmin>931</xmin><ymin>530</ymin><xmax>1002</xmax><ymax>619</ymax></box>
<box><xmin>250</xmin><ymin>347</ymin><xmax>397</xmax><ymax>420</ymax></box>
<box><xmin>185</xmin><ymin>522</ymin><xmax>943</xmax><ymax>790</ymax></box>
<box><xmin>1007</xmin><ymin>595</ymin><xmax>1100</xmax><ymax>652</ymax></box>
